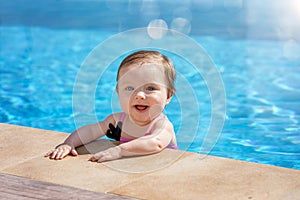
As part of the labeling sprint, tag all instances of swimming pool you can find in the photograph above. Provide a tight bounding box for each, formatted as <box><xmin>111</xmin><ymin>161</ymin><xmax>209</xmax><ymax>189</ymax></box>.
<box><xmin>1</xmin><ymin>0</ymin><xmax>299</xmax><ymax>170</ymax></box>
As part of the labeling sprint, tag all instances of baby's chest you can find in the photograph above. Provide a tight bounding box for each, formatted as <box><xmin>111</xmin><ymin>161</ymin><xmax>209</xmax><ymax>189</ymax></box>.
<box><xmin>121</xmin><ymin>129</ymin><xmax>148</xmax><ymax>139</ymax></box>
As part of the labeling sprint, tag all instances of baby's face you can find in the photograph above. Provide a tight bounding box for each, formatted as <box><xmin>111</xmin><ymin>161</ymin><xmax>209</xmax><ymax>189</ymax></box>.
<box><xmin>117</xmin><ymin>63</ymin><xmax>172</xmax><ymax>126</ymax></box>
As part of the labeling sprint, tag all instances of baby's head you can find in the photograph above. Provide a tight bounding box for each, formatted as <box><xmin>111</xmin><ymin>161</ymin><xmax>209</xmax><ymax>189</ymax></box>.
<box><xmin>116</xmin><ymin>50</ymin><xmax>176</xmax><ymax>98</ymax></box>
<box><xmin>116</xmin><ymin>50</ymin><xmax>176</xmax><ymax>125</ymax></box>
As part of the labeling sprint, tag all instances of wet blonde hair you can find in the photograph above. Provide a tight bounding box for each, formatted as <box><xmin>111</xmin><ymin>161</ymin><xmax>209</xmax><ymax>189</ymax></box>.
<box><xmin>116</xmin><ymin>50</ymin><xmax>176</xmax><ymax>97</ymax></box>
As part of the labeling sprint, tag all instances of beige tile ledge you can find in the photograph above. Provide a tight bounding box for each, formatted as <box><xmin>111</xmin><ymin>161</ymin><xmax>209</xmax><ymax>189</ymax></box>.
<box><xmin>1</xmin><ymin>123</ymin><xmax>299</xmax><ymax>200</ymax></box>
<box><xmin>0</xmin><ymin>123</ymin><xmax>67</xmax><ymax>171</ymax></box>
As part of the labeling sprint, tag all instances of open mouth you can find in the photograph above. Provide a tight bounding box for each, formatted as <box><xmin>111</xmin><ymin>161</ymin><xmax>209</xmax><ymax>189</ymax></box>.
<box><xmin>134</xmin><ymin>105</ymin><xmax>149</xmax><ymax>111</ymax></box>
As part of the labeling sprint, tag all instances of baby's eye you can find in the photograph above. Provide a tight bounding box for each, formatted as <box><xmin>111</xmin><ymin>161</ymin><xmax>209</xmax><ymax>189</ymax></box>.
<box><xmin>146</xmin><ymin>86</ymin><xmax>155</xmax><ymax>91</ymax></box>
<box><xmin>126</xmin><ymin>87</ymin><xmax>134</xmax><ymax>91</ymax></box>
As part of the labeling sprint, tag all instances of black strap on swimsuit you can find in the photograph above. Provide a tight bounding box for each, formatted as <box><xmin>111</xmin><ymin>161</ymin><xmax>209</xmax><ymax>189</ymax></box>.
<box><xmin>106</xmin><ymin>121</ymin><xmax>122</xmax><ymax>141</ymax></box>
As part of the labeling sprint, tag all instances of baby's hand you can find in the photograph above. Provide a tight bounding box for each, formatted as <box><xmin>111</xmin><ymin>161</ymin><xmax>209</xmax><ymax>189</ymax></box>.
<box><xmin>89</xmin><ymin>146</ymin><xmax>122</xmax><ymax>163</ymax></box>
<box><xmin>44</xmin><ymin>144</ymin><xmax>78</xmax><ymax>160</ymax></box>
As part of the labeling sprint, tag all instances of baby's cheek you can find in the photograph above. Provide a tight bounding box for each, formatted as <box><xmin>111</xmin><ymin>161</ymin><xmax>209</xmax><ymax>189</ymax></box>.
<box><xmin>149</xmin><ymin>104</ymin><xmax>164</xmax><ymax>119</ymax></box>
<box><xmin>119</xmin><ymin>98</ymin><xmax>130</xmax><ymax>112</ymax></box>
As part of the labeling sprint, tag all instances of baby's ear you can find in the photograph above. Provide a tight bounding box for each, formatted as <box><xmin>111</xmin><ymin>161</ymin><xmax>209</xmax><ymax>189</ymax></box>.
<box><xmin>166</xmin><ymin>91</ymin><xmax>173</xmax><ymax>104</ymax></box>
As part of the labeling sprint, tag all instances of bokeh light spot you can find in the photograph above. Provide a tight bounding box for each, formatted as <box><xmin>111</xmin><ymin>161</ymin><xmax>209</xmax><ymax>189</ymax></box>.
<box><xmin>147</xmin><ymin>19</ymin><xmax>168</xmax><ymax>39</ymax></box>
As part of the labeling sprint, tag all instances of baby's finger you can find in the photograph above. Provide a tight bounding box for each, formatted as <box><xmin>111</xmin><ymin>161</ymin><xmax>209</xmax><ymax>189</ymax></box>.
<box><xmin>62</xmin><ymin>151</ymin><xmax>70</xmax><ymax>158</ymax></box>
<box><xmin>97</xmin><ymin>155</ymin><xmax>112</xmax><ymax>163</ymax></box>
<box><xmin>44</xmin><ymin>150</ymin><xmax>55</xmax><ymax>157</ymax></box>
<box><xmin>97</xmin><ymin>157</ymin><xmax>106</xmax><ymax>163</ymax></box>
<box><xmin>50</xmin><ymin>149</ymin><xmax>59</xmax><ymax>159</ymax></box>
<box><xmin>71</xmin><ymin>149</ymin><xmax>78</xmax><ymax>156</ymax></box>
<box><xmin>88</xmin><ymin>156</ymin><xmax>97</xmax><ymax>162</ymax></box>
<box><xmin>55</xmin><ymin>150</ymin><xmax>65</xmax><ymax>160</ymax></box>
<box><xmin>89</xmin><ymin>154</ymin><xmax>101</xmax><ymax>162</ymax></box>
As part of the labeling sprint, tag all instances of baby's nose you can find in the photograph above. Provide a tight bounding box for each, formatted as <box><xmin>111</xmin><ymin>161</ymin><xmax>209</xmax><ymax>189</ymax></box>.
<box><xmin>134</xmin><ymin>91</ymin><xmax>146</xmax><ymax>100</ymax></box>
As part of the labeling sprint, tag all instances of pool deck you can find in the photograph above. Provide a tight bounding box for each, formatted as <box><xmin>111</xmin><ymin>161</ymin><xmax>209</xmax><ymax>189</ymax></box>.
<box><xmin>1</xmin><ymin>123</ymin><xmax>299</xmax><ymax>199</ymax></box>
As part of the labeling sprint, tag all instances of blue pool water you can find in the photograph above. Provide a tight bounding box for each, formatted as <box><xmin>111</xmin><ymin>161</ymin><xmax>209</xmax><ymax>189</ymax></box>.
<box><xmin>1</xmin><ymin>1</ymin><xmax>300</xmax><ymax>170</ymax></box>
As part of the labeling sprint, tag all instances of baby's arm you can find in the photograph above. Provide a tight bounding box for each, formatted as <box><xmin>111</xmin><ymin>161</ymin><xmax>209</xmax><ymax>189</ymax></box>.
<box><xmin>89</xmin><ymin>119</ymin><xmax>174</xmax><ymax>162</ymax></box>
<box><xmin>119</xmin><ymin>124</ymin><xmax>173</xmax><ymax>156</ymax></box>
<box><xmin>45</xmin><ymin>114</ymin><xmax>116</xmax><ymax>160</ymax></box>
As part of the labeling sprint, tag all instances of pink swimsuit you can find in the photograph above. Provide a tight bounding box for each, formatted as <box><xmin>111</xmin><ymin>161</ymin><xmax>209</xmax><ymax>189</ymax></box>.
<box><xmin>119</xmin><ymin>113</ymin><xmax>178</xmax><ymax>150</ymax></box>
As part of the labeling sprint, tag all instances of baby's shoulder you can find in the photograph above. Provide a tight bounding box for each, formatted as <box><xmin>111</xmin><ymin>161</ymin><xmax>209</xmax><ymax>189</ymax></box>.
<box><xmin>101</xmin><ymin>112</ymin><xmax>124</xmax><ymax>124</ymax></box>
<box><xmin>153</xmin><ymin>114</ymin><xmax>174</xmax><ymax>130</ymax></box>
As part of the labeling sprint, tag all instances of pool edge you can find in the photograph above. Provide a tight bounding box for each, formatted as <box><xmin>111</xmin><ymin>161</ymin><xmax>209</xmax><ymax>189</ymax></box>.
<box><xmin>1</xmin><ymin>123</ymin><xmax>299</xmax><ymax>200</ymax></box>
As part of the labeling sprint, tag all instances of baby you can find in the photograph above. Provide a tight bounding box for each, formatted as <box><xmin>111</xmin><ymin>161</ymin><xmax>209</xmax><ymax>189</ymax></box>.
<box><xmin>45</xmin><ymin>50</ymin><xmax>177</xmax><ymax>162</ymax></box>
